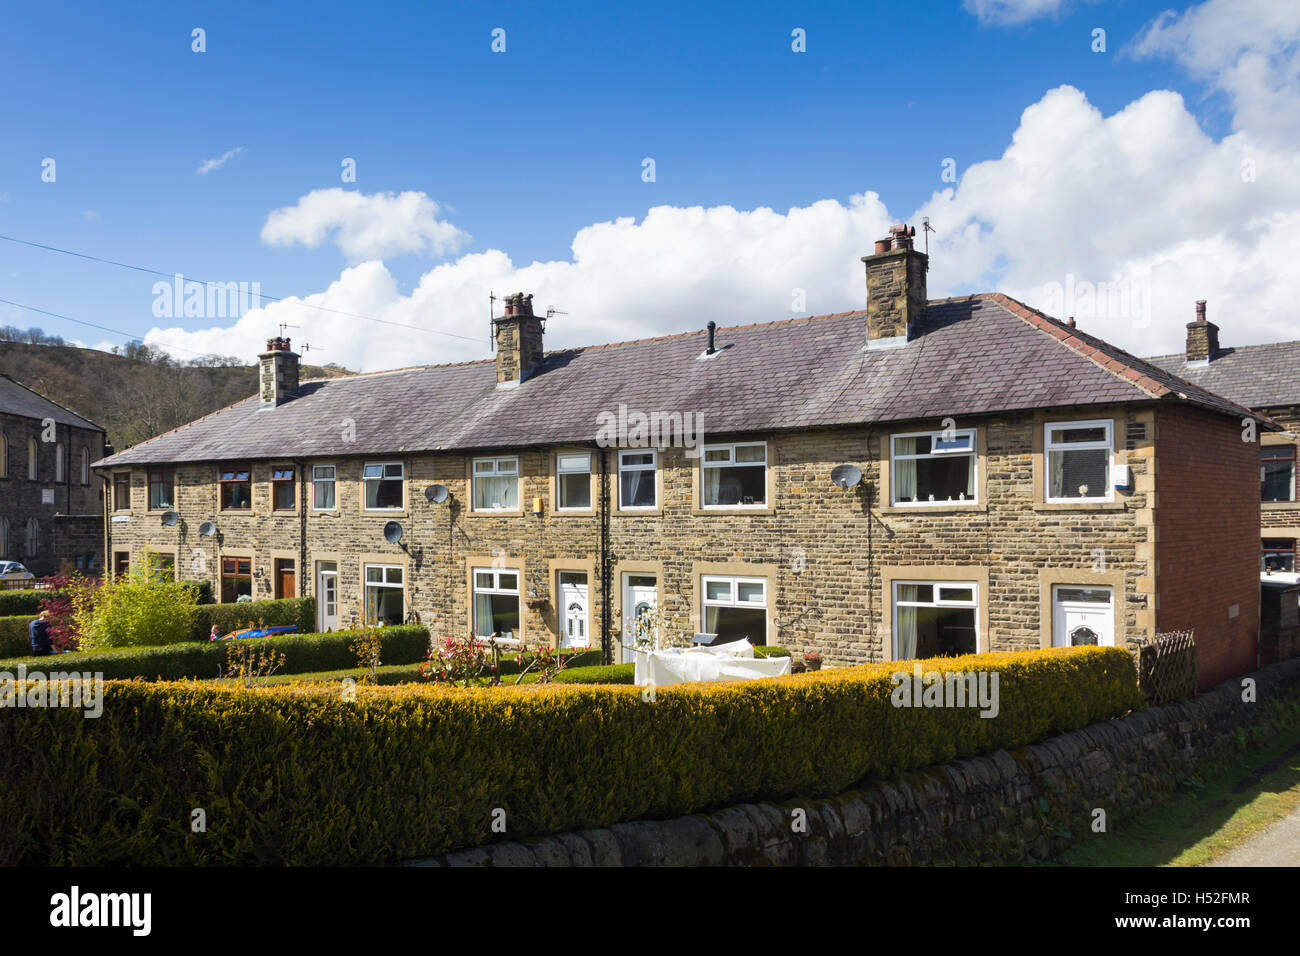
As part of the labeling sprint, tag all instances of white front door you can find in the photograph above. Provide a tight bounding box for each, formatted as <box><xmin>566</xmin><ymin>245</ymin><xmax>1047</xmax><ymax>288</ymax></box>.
<box><xmin>1052</xmin><ymin>585</ymin><xmax>1114</xmax><ymax>647</ymax></box>
<box><xmin>317</xmin><ymin>562</ymin><xmax>338</xmax><ymax>632</ymax></box>
<box><xmin>621</xmin><ymin>574</ymin><xmax>657</xmax><ymax>663</ymax></box>
<box><xmin>559</xmin><ymin>571</ymin><xmax>589</xmax><ymax>649</ymax></box>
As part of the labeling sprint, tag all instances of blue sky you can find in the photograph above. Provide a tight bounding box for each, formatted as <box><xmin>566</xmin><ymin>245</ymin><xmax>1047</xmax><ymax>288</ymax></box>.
<box><xmin>0</xmin><ymin>0</ymin><xmax>1294</xmax><ymax>369</ymax></box>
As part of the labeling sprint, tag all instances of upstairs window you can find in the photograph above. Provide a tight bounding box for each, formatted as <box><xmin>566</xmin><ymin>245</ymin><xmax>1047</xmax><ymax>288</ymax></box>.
<box><xmin>148</xmin><ymin>469</ymin><xmax>175</xmax><ymax>510</ymax></box>
<box><xmin>1045</xmin><ymin>420</ymin><xmax>1113</xmax><ymax>502</ymax></box>
<box><xmin>113</xmin><ymin>472</ymin><xmax>131</xmax><ymax>511</ymax></box>
<box><xmin>618</xmin><ymin>450</ymin><xmax>657</xmax><ymax>509</ymax></box>
<box><xmin>80</xmin><ymin>447</ymin><xmax>89</xmax><ymax>485</ymax></box>
<box><xmin>556</xmin><ymin>452</ymin><xmax>592</xmax><ymax>510</ymax></box>
<box><xmin>1262</xmin><ymin>445</ymin><xmax>1296</xmax><ymax>503</ymax></box>
<box><xmin>55</xmin><ymin>443</ymin><xmax>66</xmax><ymax>482</ymax></box>
<box><xmin>272</xmin><ymin>466</ymin><xmax>296</xmax><ymax>511</ymax></box>
<box><xmin>27</xmin><ymin>439</ymin><xmax>37</xmax><ymax>480</ymax></box>
<box><xmin>363</xmin><ymin>462</ymin><xmax>404</xmax><ymax>511</ymax></box>
<box><xmin>312</xmin><ymin>465</ymin><xmax>336</xmax><ymax>510</ymax></box>
<box><xmin>891</xmin><ymin>429</ymin><xmax>976</xmax><ymax>505</ymax></box>
<box><xmin>702</xmin><ymin>442</ymin><xmax>767</xmax><ymax>508</ymax></box>
<box><xmin>1263</xmin><ymin>539</ymin><xmax>1296</xmax><ymax>573</ymax></box>
<box><xmin>0</xmin><ymin>433</ymin><xmax>7</xmax><ymax>477</ymax></box>
<box><xmin>472</xmin><ymin>457</ymin><xmax>518</xmax><ymax>511</ymax></box>
<box><xmin>219</xmin><ymin>466</ymin><xmax>252</xmax><ymax>511</ymax></box>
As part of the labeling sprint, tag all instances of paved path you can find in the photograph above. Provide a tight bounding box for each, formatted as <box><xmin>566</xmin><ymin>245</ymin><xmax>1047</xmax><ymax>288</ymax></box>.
<box><xmin>1207</xmin><ymin>802</ymin><xmax>1300</xmax><ymax>866</ymax></box>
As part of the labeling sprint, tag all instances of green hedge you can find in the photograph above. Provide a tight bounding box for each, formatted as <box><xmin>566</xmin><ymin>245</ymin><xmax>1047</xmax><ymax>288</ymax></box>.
<box><xmin>180</xmin><ymin>580</ymin><xmax>215</xmax><ymax>605</ymax></box>
<box><xmin>553</xmin><ymin>663</ymin><xmax>635</xmax><ymax>685</ymax></box>
<box><xmin>0</xmin><ymin>646</ymin><xmax>1141</xmax><ymax>865</ymax></box>
<box><xmin>0</xmin><ymin>589</ymin><xmax>55</xmax><ymax>616</ymax></box>
<box><xmin>0</xmin><ymin>625</ymin><xmax>429</xmax><ymax>681</ymax></box>
<box><xmin>0</xmin><ymin>615</ymin><xmax>32</xmax><ymax>659</ymax></box>
<box><xmin>192</xmin><ymin>597</ymin><xmax>315</xmax><ymax>643</ymax></box>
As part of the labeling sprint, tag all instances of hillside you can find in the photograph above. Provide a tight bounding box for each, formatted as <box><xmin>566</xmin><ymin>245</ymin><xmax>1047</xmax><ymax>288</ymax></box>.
<box><xmin>0</xmin><ymin>339</ymin><xmax>352</xmax><ymax>452</ymax></box>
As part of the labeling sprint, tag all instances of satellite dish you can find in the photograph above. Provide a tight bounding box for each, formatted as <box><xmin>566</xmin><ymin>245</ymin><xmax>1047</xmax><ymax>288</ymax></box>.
<box><xmin>830</xmin><ymin>464</ymin><xmax>863</xmax><ymax>489</ymax></box>
<box><xmin>383</xmin><ymin>521</ymin><xmax>404</xmax><ymax>544</ymax></box>
<box><xmin>160</xmin><ymin>511</ymin><xmax>179</xmax><ymax>527</ymax></box>
<box><xmin>425</xmin><ymin>484</ymin><xmax>450</xmax><ymax>504</ymax></box>
<box><xmin>198</xmin><ymin>521</ymin><xmax>216</xmax><ymax>537</ymax></box>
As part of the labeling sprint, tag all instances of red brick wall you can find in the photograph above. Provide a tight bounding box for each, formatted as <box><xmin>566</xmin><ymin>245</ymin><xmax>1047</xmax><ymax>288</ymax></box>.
<box><xmin>1156</xmin><ymin>405</ymin><xmax>1260</xmax><ymax>689</ymax></box>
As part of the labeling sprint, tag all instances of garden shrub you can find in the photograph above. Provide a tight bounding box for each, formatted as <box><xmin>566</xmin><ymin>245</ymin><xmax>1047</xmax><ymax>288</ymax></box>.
<box><xmin>0</xmin><ymin>646</ymin><xmax>1141</xmax><ymax>865</ymax></box>
<box><xmin>75</xmin><ymin>561</ymin><xmax>198</xmax><ymax>650</ymax></box>
<box><xmin>0</xmin><ymin>625</ymin><xmax>430</xmax><ymax>681</ymax></box>
<box><xmin>180</xmin><ymin>580</ymin><xmax>215</xmax><ymax>605</ymax></box>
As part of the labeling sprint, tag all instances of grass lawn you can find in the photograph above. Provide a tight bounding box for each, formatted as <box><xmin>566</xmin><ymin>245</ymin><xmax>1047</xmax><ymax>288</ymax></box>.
<box><xmin>1049</xmin><ymin>718</ymin><xmax>1300</xmax><ymax>867</ymax></box>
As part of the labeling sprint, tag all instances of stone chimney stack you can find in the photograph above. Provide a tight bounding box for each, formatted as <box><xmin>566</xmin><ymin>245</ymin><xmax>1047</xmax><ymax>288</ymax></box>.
<box><xmin>493</xmin><ymin>292</ymin><xmax>545</xmax><ymax>384</ymax></box>
<box><xmin>1185</xmin><ymin>299</ymin><xmax>1219</xmax><ymax>364</ymax></box>
<box><xmin>861</xmin><ymin>224</ymin><xmax>927</xmax><ymax>349</ymax></box>
<box><xmin>258</xmin><ymin>336</ymin><xmax>300</xmax><ymax>406</ymax></box>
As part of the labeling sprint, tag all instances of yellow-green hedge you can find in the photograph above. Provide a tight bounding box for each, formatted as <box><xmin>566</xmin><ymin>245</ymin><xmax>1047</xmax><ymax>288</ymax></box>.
<box><xmin>0</xmin><ymin>646</ymin><xmax>1140</xmax><ymax>865</ymax></box>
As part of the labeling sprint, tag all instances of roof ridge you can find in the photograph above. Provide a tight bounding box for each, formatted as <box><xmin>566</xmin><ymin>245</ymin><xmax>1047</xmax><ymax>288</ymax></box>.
<box><xmin>0</xmin><ymin>373</ymin><xmax>105</xmax><ymax>431</ymax></box>
<box><xmin>1147</xmin><ymin>338</ymin><xmax>1300</xmax><ymax>362</ymax></box>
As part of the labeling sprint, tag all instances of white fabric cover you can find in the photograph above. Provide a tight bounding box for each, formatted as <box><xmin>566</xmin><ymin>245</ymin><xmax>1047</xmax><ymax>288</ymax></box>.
<box><xmin>633</xmin><ymin>642</ymin><xmax>791</xmax><ymax>686</ymax></box>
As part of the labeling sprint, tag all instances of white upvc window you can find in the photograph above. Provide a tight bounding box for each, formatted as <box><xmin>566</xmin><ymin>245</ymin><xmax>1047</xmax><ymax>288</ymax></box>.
<box><xmin>891</xmin><ymin>428</ymin><xmax>977</xmax><ymax>505</ymax></box>
<box><xmin>473</xmin><ymin>456</ymin><xmax>519</xmax><ymax>511</ymax></box>
<box><xmin>556</xmin><ymin>452</ymin><xmax>592</xmax><ymax>511</ymax></box>
<box><xmin>362</xmin><ymin>461</ymin><xmax>404</xmax><ymax>511</ymax></box>
<box><xmin>473</xmin><ymin>567</ymin><xmax>521</xmax><ymax>638</ymax></box>
<box><xmin>701</xmin><ymin>574</ymin><xmax>768</xmax><ymax>644</ymax></box>
<box><xmin>892</xmin><ymin>580</ymin><xmax>979</xmax><ymax>660</ymax></box>
<box><xmin>702</xmin><ymin>441</ymin><xmax>767</xmax><ymax>508</ymax></box>
<box><xmin>618</xmin><ymin>449</ymin><xmax>657</xmax><ymax>510</ymax></box>
<box><xmin>363</xmin><ymin>564</ymin><xmax>404</xmax><ymax>626</ymax></box>
<box><xmin>312</xmin><ymin>464</ymin><xmax>337</xmax><ymax>511</ymax></box>
<box><xmin>1045</xmin><ymin>420</ymin><xmax>1113</xmax><ymax>503</ymax></box>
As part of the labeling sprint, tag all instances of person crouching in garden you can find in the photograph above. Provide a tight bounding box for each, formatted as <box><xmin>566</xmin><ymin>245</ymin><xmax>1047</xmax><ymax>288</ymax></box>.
<box><xmin>28</xmin><ymin>609</ymin><xmax>52</xmax><ymax>656</ymax></box>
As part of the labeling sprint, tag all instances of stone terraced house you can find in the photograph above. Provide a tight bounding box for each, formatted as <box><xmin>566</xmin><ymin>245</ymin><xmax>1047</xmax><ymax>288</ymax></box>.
<box><xmin>1147</xmin><ymin>307</ymin><xmax>1300</xmax><ymax>578</ymax></box>
<box><xmin>0</xmin><ymin>374</ymin><xmax>107</xmax><ymax>575</ymax></box>
<box><xmin>94</xmin><ymin>229</ymin><xmax>1271</xmax><ymax>688</ymax></box>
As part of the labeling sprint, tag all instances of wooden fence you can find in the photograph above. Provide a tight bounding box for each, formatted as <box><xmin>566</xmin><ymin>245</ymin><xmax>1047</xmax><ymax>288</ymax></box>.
<box><xmin>1137</xmin><ymin>629</ymin><xmax>1196</xmax><ymax>706</ymax></box>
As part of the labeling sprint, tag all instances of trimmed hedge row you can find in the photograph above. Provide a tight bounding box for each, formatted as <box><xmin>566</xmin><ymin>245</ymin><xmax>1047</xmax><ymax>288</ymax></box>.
<box><xmin>553</xmin><ymin>663</ymin><xmax>634</xmax><ymax>685</ymax></box>
<box><xmin>192</xmin><ymin>597</ymin><xmax>315</xmax><ymax>643</ymax></box>
<box><xmin>0</xmin><ymin>589</ymin><xmax>54</xmax><ymax>616</ymax></box>
<box><xmin>0</xmin><ymin>615</ymin><xmax>32</xmax><ymax>659</ymax></box>
<box><xmin>0</xmin><ymin>646</ymin><xmax>1141</xmax><ymax>864</ymax></box>
<box><xmin>0</xmin><ymin>625</ymin><xmax>429</xmax><ymax>681</ymax></box>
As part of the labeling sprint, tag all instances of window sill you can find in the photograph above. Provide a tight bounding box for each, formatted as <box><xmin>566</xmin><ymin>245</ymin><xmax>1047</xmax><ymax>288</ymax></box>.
<box><xmin>1033</xmin><ymin>500</ymin><xmax>1126</xmax><ymax>512</ymax></box>
<box><xmin>468</xmin><ymin>509</ymin><xmax>522</xmax><ymax>517</ymax></box>
<box><xmin>1262</xmin><ymin>501</ymin><xmax>1300</xmax><ymax>511</ymax></box>
<box><xmin>693</xmin><ymin>505</ymin><xmax>775</xmax><ymax>516</ymax></box>
<box><xmin>883</xmin><ymin>502</ymin><xmax>986</xmax><ymax>515</ymax></box>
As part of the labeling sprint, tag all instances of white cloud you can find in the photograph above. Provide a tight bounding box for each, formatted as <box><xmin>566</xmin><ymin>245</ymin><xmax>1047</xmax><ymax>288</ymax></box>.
<box><xmin>260</xmin><ymin>188</ymin><xmax>472</xmax><ymax>261</ymax></box>
<box><xmin>1130</xmin><ymin>0</ymin><xmax>1300</xmax><ymax>148</ymax></box>
<box><xmin>962</xmin><ymin>0</ymin><xmax>1073</xmax><ymax>26</ymax></box>
<box><xmin>196</xmin><ymin>147</ymin><xmax>246</xmax><ymax>175</ymax></box>
<box><xmin>146</xmin><ymin>6</ymin><xmax>1300</xmax><ymax>373</ymax></box>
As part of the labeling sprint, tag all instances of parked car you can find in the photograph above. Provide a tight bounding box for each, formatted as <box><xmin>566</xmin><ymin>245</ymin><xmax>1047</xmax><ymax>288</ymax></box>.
<box><xmin>0</xmin><ymin>561</ymin><xmax>35</xmax><ymax>582</ymax></box>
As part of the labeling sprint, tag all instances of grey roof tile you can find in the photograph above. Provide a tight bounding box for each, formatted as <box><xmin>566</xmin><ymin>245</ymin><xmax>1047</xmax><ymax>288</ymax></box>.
<box><xmin>96</xmin><ymin>295</ymin><xmax>1265</xmax><ymax>467</ymax></box>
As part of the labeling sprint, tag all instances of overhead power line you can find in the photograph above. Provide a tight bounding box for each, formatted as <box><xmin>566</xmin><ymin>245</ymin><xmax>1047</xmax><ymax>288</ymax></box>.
<box><xmin>0</xmin><ymin>233</ymin><xmax>485</xmax><ymax>344</ymax></box>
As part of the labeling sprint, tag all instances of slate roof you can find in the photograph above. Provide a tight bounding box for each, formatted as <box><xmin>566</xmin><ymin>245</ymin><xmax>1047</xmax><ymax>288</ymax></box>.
<box><xmin>0</xmin><ymin>374</ymin><xmax>103</xmax><ymax>432</ymax></box>
<box><xmin>1145</xmin><ymin>340</ymin><xmax>1300</xmax><ymax>411</ymax></box>
<box><xmin>95</xmin><ymin>293</ymin><xmax>1268</xmax><ymax>468</ymax></box>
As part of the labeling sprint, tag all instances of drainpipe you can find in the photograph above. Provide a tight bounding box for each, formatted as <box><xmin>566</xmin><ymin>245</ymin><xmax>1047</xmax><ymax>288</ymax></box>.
<box><xmin>296</xmin><ymin>459</ymin><xmax>307</xmax><ymax>599</ymax></box>
<box><xmin>599</xmin><ymin>445</ymin><xmax>612</xmax><ymax>664</ymax></box>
